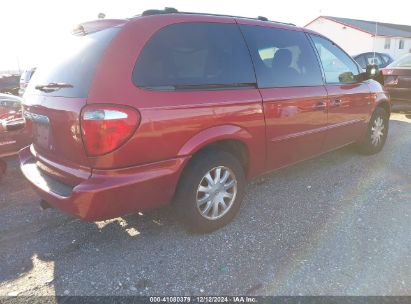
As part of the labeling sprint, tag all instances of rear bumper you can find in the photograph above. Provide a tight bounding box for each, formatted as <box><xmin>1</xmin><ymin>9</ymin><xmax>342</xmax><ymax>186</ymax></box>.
<box><xmin>19</xmin><ymin>146</ymin><xmax>189</xmax><ymax>221</ymax></box>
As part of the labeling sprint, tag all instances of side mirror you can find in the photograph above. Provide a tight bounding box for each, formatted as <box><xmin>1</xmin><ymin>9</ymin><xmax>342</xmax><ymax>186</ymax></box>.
<box><xmin>366</xmin><ymin>64</ymin><xmax>379</xmax><ymax>79</ymax></box>
<box><xmin>365</xmin><ymin>64</ymin><xmax>383</xmax><ymax>85</ymax></box>
<box><xmin>339</xmin><ymin>71</ymin><xmax>355</xmax><ymax>83</ymax></box>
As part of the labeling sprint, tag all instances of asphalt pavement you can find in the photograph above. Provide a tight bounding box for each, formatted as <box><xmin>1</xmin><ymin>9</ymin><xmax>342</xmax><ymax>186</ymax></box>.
<box><xmin>0</xmin><ymin>112</ymin><xmax>410</xmax><ymax>296</ymax></box>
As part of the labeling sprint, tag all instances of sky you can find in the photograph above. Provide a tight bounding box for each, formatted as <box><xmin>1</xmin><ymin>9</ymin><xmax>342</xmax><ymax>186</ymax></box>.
<box><xmin>1</xmin><ymin>0</ymin><xmax>410</xmax><ymax>71</ymax></box>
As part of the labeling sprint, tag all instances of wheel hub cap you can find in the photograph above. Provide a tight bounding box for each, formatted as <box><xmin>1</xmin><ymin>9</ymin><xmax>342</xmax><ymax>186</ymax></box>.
<box><xmin>196</xmin><ymin>166</ymin><xmax>237</xmax><ymax>220</ymax></box>
<box><xmin>371</xmin><ymin>116</ymin><xmax>385</xmax><ymax>146</ymax></box>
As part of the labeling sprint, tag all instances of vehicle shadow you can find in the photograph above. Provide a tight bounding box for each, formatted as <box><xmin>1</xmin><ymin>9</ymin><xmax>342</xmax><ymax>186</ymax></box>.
<box><xmin>0</xmin><ymin>157</ymin><xmax>181</xmax><ymax>295</ymax></box>
<box><xmin>391</xmin><ymin>104</ymin><xmax>411</xmax><ymax>118</ymax></box>
<box><xmin>0</xmin><ymin>117</ymin><xmax>410</xmax><ymax>297</ymax></box>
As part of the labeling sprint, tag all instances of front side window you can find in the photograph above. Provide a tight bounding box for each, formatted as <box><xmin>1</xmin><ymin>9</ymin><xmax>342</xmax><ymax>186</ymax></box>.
<box><xmin>310</xmin><ymin>35</ymin><xmax>359</xmax><ymax>84</ymax></box>
<box><xmin>133</xmin><ymin>23</ymin><xmax>256</xmax><ymax>90</ymax></box>
<box><xmin>240</xmin><ymin>25</ymin><xmax>323</xmax><ymax>88</ymax></box>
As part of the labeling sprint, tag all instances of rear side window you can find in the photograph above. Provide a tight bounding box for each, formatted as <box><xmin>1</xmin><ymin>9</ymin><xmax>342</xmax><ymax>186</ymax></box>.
<box><xmin>26</xmin><ymin>27</ymin><xmax>120</xmax><ymax>98</ymax></box>
<box><xmin>133</xmin><ymin>23</ymin><xmax>256</xmax><ymax>90</ymax></box>
<box><xmin>239</xmin><ymin>25</ymin><xmax>323</xmax><ymax>88</ymax></box>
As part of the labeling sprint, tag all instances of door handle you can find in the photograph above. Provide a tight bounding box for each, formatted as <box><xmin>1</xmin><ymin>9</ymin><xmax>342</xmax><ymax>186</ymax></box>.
<box><xmin>313</xmin><ymin>101</ymin><xmax>327</xmax><ymax>111</ymax></box>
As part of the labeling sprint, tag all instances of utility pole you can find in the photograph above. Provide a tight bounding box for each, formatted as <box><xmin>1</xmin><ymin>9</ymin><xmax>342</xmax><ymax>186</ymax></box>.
<box><xmin>16</xmin><ymin>55</ymin><xmax>21</xmax><ymax>74</ymax></box>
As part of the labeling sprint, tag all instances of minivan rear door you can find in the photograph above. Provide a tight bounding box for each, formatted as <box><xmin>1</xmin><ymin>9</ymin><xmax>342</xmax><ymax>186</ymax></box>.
<box><xmin>23</xmin><ymin>26</ymin><xmax>121</xmax><ymax>185</ymax></box>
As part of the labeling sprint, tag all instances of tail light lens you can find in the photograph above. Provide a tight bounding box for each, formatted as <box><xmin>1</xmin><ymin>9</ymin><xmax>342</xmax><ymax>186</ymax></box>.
<box><xmin>81</xmin><ymin>105</ymin><xmax>140</xmax><ymax>156</ymax></box>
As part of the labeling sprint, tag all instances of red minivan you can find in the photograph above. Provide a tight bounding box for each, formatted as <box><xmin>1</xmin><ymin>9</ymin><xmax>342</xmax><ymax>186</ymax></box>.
<box><xmin>19</xmin><ymin>9</ymin><xmax>390</xmax><ymax>232</ymax></box>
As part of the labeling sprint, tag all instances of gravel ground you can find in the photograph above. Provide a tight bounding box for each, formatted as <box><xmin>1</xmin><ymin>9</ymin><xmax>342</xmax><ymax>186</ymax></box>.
<box><xmin>0</xmin><ymin>112</ymin><xmax>410</xmax><ymax>297</ymax></box>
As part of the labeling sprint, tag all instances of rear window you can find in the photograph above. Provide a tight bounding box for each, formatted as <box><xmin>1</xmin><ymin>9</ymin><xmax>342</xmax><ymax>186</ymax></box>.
<box><xmin>365</xmin><ymin>53</ymin><xmax>383</xmax><ymax>66</ymax></box>
<box><xmin>26</xmin><ymin>27</ymin><xmax>120</xmax><ymax>98</ymax></box>
<box><xmin>133</xmin><ymin>23</ymin><xmax>256</xmax><ymax>90</ymax></box>
<box><xmin>381</xmin><ymin>54</ymin><xmax>392</xmax><ymax>64</ymax></box>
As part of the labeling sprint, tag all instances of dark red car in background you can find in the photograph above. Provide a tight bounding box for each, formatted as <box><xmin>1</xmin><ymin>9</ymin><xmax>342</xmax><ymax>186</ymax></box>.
<box><xmin>19</xmin><ymin>9</ymin><xmax>390</xmax><ymax>232</ymax></box>
<box><xmin>382</xmin><ymin>53</ymin><xmax>411</xmax><ymax>107</ymax></box>
<box><xmin>0</xmin><ymin>74</ymin><xmax>20</xmax><ymax>96</ymax></box>
<box><xmin>0</xmin><ymin>93</ymin><xmax>30</xmax><ymax>180</ymax></box>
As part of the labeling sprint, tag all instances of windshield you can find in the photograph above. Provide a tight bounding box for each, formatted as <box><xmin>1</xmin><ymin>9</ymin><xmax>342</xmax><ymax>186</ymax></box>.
<box><xmin>388</xmin><ymin>53</ymin><xmax>411</xmax><ymax>68</ymax></box>
<box><xmin>25</xmin><ymin>26</ymin><xmax>120</xmax><ymax>98</ymax></box>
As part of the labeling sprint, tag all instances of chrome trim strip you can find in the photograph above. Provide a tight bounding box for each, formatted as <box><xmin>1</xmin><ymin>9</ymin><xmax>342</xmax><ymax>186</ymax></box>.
<box><xmin>270</xmin><ymin>119</ymin><xmax>363</xmax><ymax>143</ymax></box>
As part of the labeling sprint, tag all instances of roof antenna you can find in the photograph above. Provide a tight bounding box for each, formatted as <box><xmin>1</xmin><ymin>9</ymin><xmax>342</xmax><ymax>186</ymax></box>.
<box><xmin>373</xmin><ymin>21</ymin><xmax>378</xmax><ymax>62</ymax></box>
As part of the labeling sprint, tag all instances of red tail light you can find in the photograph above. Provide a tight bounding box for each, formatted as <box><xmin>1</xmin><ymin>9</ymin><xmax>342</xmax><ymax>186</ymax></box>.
<box><xmin>80</xmin><ymin>105</ymin><xmax>140</xmax><ymax>156</ymax></box>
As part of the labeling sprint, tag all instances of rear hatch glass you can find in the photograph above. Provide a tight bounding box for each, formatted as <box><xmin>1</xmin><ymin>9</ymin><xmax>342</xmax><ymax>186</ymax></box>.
<box><xmin>25</xmin><ymin>26</ymin><xmax>120</xmax><ymax>98</ymax></box>
<box><xmin>23</xmin><ymin>26</ymin><xmax>121</xmax><ymax>184</ymax></box>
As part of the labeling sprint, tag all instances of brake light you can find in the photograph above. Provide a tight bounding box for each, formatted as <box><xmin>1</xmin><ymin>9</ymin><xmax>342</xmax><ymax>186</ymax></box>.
<box><xmin>81</xmin><ymin>105</ymin><xmax>140</xmax><ymax>156</ymax></box>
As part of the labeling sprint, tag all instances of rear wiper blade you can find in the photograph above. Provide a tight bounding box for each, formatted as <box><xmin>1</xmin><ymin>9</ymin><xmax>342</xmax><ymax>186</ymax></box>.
<box><xmin>35</xmin><ymin>82</ymin><xmax>74</xmax><ymax>92</ymax></box>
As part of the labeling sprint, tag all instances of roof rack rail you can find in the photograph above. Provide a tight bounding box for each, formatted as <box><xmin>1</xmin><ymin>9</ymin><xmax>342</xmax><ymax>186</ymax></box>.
<box><xmin>142</xmin><ymin>7</ymin><xmax>178</xmax><ymax>16</ymax></box>
<box><xmin>139</xmin><ymin>8</ymin><xmax>295</xmax><ymax>26</ymax></box>
<box><xmin>257</xmin><ymin>16</ymin><xmax>268</xmax><ymax>21</ymax></box>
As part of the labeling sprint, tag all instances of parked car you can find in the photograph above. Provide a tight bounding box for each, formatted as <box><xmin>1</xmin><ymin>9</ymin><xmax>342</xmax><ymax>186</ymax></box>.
<box><xmin>0</xmin><ymin>93</ymin><xmax>21</xmax><ymax>120</ymax></box>
<box><xmin>381</xmin><ymin>53</ymin><xmax>411</xmax><ymax>106</ymax></box>
<box><xmin>19</xmin><ymin>68</ymin><xmax>36</xmax><ymax>96</ymax></box>
<box><xmin>19</xmin><ymin>9</ymin><xmax>390</xmax><ymax>232</ymax></box>
<box><xmin>0</xmin><ymin>74</ymin><xmax>20</xmax><ymax>96</ymax></box>
<box><xmin>353</xmin><ymin>52</ymin><xmax>394</xmax><ymax>70</ymax></box>
<box><xmin>0</xmin><ymin>94</ymin><xmax>30</xmax><ymax>181</ymax></box>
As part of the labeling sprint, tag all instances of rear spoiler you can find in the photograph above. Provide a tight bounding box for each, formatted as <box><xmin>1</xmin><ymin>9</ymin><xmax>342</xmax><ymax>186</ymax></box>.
<box><xmin>72</xmin><ymin>19</ymin><xmax>127</xmax><ymax>36</ymax></box>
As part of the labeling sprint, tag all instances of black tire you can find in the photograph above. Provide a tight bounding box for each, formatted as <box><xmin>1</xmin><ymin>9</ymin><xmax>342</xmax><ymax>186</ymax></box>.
<box><xmin>356</xmin><ymin>107</ymin><xmax>389</xmax><ymax>155</ymax></box>
<box><xmin>174</xmin><ymin>149</ymin><xmax>246</xmax><ymax>233</ymax></box>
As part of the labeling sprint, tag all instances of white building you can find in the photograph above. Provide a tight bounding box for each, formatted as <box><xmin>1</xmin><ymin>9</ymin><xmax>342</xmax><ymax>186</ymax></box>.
<box><xmin>305</xmin><ymin>16</ymin><xmax>411</xmax><ymax>59</ymax></box>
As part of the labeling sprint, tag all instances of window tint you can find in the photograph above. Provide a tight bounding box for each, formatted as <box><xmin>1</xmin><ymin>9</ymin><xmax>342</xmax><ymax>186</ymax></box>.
<box><xmin>381</xmin><ymin>54</ymin><xmax>392</xmax><ymax>64</ymax></box>
<box><xmin>26</xmin><ymin>27</ymin><xmax>120</xmax><ymax>97</ymax></box>
<box><xmin>354</xmin><ymin>55</ymin><xmax>367</xmax><ymax>69</ymax></box>
<box><xmin>310</xmin><ymin>35</ymin><xmax>359</xmax><ymax>84</ymax></box>
<box><xmin>133</xmin><ymin>23</ymin><xmax>256</xmax><ymax>90</ymax></box>
<box><xmin>240</xmin><ymin>25</ymin><xmax>323</xmax><ymax>88</ymax></box>
<box><xmin>365</xmin><ymin>53</ymin><xmax>383</xmax><ymax>66</ymax></box>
